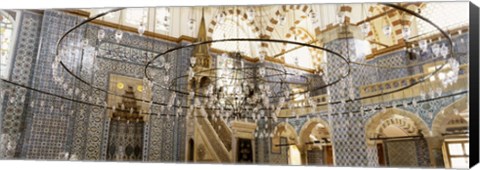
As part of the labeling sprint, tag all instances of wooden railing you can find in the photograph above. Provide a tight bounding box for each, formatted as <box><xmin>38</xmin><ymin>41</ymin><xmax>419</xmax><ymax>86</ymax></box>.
<box><xmin>359</xmin><ymin>64</ymin><xmax>469</xmax><ymax>105</ymax></box>
<box><xmin>278</xmin><ymin>94</ymin><xmax>329</xmax><ymax>117</ymax></box>
<box><xmin>276</xmin><ymin>64</ymin><xmax>468</xmax><ymax>117</ymax></box>
<box><xmin>207</xmin><ymin>111</ymin><xmax>233</xmax><ymax>152</ymax></box>
<box><xmin>196</xmin><ymin>116</ymin><xmax>232</xmax><ymax>162</ymax></box>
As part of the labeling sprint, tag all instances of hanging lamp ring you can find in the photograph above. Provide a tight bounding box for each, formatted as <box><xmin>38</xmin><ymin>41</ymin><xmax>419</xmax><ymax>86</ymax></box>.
<box><xmin>144</xmin><ymin>38</ymin><xmax>352</xmax><ymax>97</ymax></box>
<box><xmin>53</xmin><ymin>7</ymin><xmax>351</xmax><ymax>110</ymax></box>
<box><xmin>292</xmin><ymin>3</ymin><xmax>458</xmax><ymax>119</ymax></box>
<box><xmin>348</xmin><ymin>3</ymin><xmax>456</xmax><ymax>70</ymax></box>
<box><xmin>50</xmin><ymin>3</ymin><xmax>458</xmax><ymax>116</ymax></box>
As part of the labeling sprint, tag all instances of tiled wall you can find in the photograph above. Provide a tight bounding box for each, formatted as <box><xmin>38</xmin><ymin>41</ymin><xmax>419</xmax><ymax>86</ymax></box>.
<box><xmin>323</xmin><ymin>38</ymin><xmax>375</xmax><ymax>166</ymax></box>
<box><xmin>22</xmin><ymin>10</ymin><xmax>86</xmax><ymax>160</ymax></box>
<box><xmin>415</xmin><ymin>138</ymin><xmax>431</xmax><ymax>167</ymax></box>
<box><xmin>252</xmin><ymin>32</ymin><xmax>469</xmax><ymax>166</ymax></box>
<box><xmin>384</xmin><ymin>139</ymin><xmax>430</xmax><ymax>167</ymax></box>
<box><xmin>1</xmin><ymin>10</ymin><xmax>190</xmax><ymax>161</ymax></box>
<box><xmin>385</xmin><ymin>140</ymin><xmax>419</xmax><ymax>167</ymax></box>
<box><xmin>0</xmin><ymin>9</ymin><xmax>470</xmax><ymax>166</ymax></box>
<box><xmin>363</xmin><ymin>33</ymin><xmax>470</xmax><ymax>128</ymax></box>
<box><xmin>0</xmin><ymin>11</ymin><xmax>43</xmax><ymax>158</ymax></box>
<box><xmin>306</xmin><ymin>149</ymin><xmax>324</xmax><ymax>165</ymax></box>
<box><xmin>268</xmin><ymin>137</ymin><xmax>288</xmax><ymax>164</ymax></box>
<box><xmin>76</xmin><ymin>20</ymin><xmax>188</xmax><ymax>161</ymax></box>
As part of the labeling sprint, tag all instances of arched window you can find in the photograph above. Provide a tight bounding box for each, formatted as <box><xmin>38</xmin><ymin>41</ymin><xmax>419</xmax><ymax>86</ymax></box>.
<box><xmin>0</xmin><ymin>11</ymin><xmax>15</xmax><ymax>79</ymax></box>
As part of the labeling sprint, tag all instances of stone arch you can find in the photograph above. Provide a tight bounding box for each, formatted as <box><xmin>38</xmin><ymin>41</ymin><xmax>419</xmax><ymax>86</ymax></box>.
<box><xmin>207</xmin><ymin>7</ymin><xmax>260</xmax><ymax>58</ymax></box>
<box><xmin>198</xmin><ymin>76</ymin><xmax>211</xmax><ymax>91</ymax></box>
<box><xmin>361</xmin><ymin>5</ymin><xmax>382</xmax><ymax>52</ymax></box>
<box><xmin>265</xmin><ymin>5</ymin><xmax>310</xmax><ymax>32</ymax></box>
<box><xmin>390</xmin><ymin>3</ymin><xmax>423</xmax><ymax>44</ymax></box>
<box><xmin>364</xmin><ymin>108</ymin><xmax>430</xmax><ymax>146</ymax></box>
<box><xmin>271</xmin><ymin>122</ymin><xmax>298</xmax><ymax>153</ymax></box>
<box><xmin>283</xmin><ymin>27</ymin><xmax>323</xmax><ymax>68</ymax></box>
<box><xmin>263</xmin><ymin>5</ymin><xmax>316</xmax><ymax>43</ymax></box>
<box><xmin>367</xmin><ymin>5</ymin><xmax>396</xmax><ymax>48</ymax></box>
<box><xmin>431</xmin><ymin>96</ymin><xmax>468</xmax><ymax>137</ymax></box>
<box><xmin>375</xmin><ymin>116</ymin><xmax>418</xmax><ymax>137</ymax></box>
<box><xmin>0</xmin><ymin>11</ymin><xmax>16</xmax><ymax>23</ymax></box>
<box><xmin>298</xmin><ymin>117</ymin><xmax>331</xmax><ymax>148</ymax></box>
<box><xmin>285</xmin><ymin>27</ymin><xmax>315</xmax><ymax>43</ymax></box>
<box><xmin>367</xmin><ymin>3</ymin><xmax>424</xmax><ymax>50</ymax></box>
<box><xmin>274</xmin><ymin>122</ymin><xmax>298</xmax><ymax>139</ymax></box>
<box><xmin>207</xmin><ymin>7</ymin><xmax>260</xmax><ymax>40</ymax></box>
<box><xmin>264</xmin><ymin>4</ymin><xmax>358</xmax><ymax>42</ymax></box>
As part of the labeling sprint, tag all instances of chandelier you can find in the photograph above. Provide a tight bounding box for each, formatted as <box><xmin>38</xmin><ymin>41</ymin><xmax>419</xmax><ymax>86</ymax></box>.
<box><xmin>50</xmin><ymin>3</ymin><xmax>458</xmax><ymax>121</ymax></box>
<box><xmin>0</xmin><ymin>3</ymin><xmax>463</xmax><ymax>146</ymax></box>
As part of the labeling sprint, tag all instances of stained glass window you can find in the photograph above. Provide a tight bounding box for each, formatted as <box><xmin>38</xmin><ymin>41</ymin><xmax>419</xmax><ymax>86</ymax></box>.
<box><xmin>0</xmin><ymin>12</ymin><xmax>14</xmax><ymax>79</ymax></box>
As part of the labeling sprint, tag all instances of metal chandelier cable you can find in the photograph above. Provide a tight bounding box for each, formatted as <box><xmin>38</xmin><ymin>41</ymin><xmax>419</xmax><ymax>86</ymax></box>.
<box><xmin>6</xmin><ymin>3</ymin><xmax>454</xmax><ymax>119</ymax></box>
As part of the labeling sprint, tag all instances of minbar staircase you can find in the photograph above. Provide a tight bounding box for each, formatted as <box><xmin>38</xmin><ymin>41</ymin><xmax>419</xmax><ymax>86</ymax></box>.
<box><xmin>206</xmin><ymin>111</ymin><xmax>232</xmax><ymax>152</ymax></box>
<box><xmin>195</xmin><ymin>108</ymin><xmax>233</xmax><ymax>162</ymax></box>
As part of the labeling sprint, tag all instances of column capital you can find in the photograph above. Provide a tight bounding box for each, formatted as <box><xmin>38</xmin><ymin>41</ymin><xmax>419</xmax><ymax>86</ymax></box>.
<box><xmin>424</xmin><ymin>136</ymin><xmax>444</xmax><ymax>149</ymax></box>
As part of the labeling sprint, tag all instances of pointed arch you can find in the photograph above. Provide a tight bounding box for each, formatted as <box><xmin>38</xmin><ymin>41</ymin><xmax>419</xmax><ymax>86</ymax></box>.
<box><xmin>263</xmin><ymin>5</ymin><xmax>318</xmax><ymax>58</ymax></box>
<box><xmin>282</xmin><ymin>27</ymin><xmax>322</xmax><ymax>69</ymax></box>
<box><xmin>208</xmin><ymin>8</ymin><xmax>260</xmax><ymax>57</ymax></box>
<box><xmin>274</xmin><ymin>122</ymin><xmax>298</xmax><ymax>139</ymax></box>
<box><xmin>264</xmin><ymin>5</ymin><xmax>312</xmax><ymax>37</ymax></box>
<box><xmin>431</xmin><ymin>96</ymin><xmax>468</xmax><ymax>137</ymax></box>
<box><xmin>271</xmin><ymin>122</ymin><xmax>298</xmax><ymax>153</ymax></box>
<box><xmin>298</xmin><ymin>117</ymin><xmax>331</xmax><ymax>148</ymax></box>
<box><xmin>207</xmin><ymin>7</ymin><xmax>260</xmax><ymax>40</ymax></box>
<box><xmin>375</xmin><ymin>116</ymin><xmax>418</xmax><ymax>137</ymax></box>
<box><xmin>364</xmin><ymin>108</ymin><xmax>430</xmax><ymax>146</ymax></box>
